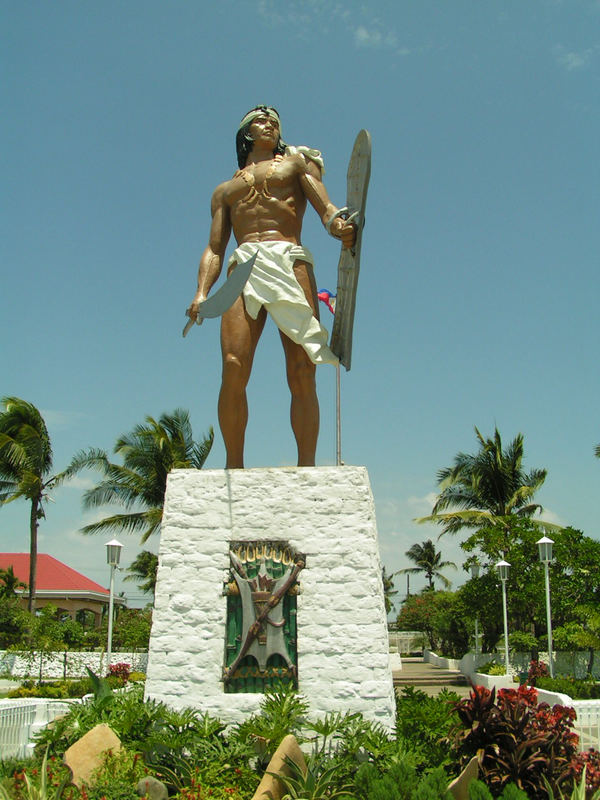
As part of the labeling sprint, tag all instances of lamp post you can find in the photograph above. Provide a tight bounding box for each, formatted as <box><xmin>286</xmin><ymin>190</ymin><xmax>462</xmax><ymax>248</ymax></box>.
<box><xmin>496</xmin><ymin>559</ymin><xmax>511</xmax><ymax>675</ymax></box>
<box><xmin>470</xmin><ymin>562</ymin><xmax>481</xmax><ymax>656</ymax></box>
<box><xmin>537</xmin><ymin>535</ymin><xmax>555</xmax><ymax>678</ymax></box>
<box><xmin>105</xmin><ymin>539</ymin><xmax>123</xmax><ymax>672</ymax></box>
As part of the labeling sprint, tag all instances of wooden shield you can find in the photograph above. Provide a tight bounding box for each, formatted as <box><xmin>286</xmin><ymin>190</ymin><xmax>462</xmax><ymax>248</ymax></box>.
<box><xmin>329</xmin><ymin>129</ymin><xmax>372</xmax><ymax>370</ymax></box>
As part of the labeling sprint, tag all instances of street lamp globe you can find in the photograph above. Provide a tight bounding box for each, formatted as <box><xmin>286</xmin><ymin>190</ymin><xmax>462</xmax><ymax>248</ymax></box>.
<box><xmin>106</xmin><ymin>539</ymin><xmax>123</xmax><ymax>568</ymax></box>
<box><xmin>536</xmin><ymin>536</ymin><xmax>554</xmax><ymax>564</ymax></box>
<box><xmin>496</xmin><ymin>559</ymin><xmax>510</xmax><ymax>582</ymax></box>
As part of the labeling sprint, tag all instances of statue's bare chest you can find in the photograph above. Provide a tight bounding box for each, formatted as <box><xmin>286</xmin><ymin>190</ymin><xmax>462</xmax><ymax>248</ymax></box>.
<box><xmin>225</xmin><ymin>156</ymin><xmax>299</xmax><ymax>207</ymax></box>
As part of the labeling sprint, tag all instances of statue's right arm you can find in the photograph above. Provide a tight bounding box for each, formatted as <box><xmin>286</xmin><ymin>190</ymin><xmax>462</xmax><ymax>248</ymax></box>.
<box><xmin>186</xmin><ymin>184</ymin><xmax>231</xmax><ymax>321</ymax></box>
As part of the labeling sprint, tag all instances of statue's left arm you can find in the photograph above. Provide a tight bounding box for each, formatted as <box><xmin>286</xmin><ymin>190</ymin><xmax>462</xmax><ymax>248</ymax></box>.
<box><xmin>298</xmin><ymin>158</ymin><xmax>356</xmax><ymax>249</ymax></box>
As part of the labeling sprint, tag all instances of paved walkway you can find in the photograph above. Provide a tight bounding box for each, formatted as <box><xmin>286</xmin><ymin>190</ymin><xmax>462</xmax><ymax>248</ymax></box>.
<box><xmin>393</xmin><ymin>656</ymin><xmax>472</xmax><ymax>698</ymax></box>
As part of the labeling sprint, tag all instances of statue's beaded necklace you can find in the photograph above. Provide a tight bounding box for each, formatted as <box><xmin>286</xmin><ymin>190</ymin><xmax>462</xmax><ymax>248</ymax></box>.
<box><xmin>235</xmin><ymin>155</ymin><xmax>284</xmax><ymax>204</ymax></box>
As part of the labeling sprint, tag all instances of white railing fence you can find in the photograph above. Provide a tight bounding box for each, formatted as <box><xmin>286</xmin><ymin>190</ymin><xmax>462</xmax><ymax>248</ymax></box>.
<box><xmin>572</xmin><ymin>702</ymin><xmax>600</xmax><ymax>752</ymax></box>
<box><xmin>0</xmin><ymin>700</ymin><xmax>77</xmax><ymax>759</ymax></box>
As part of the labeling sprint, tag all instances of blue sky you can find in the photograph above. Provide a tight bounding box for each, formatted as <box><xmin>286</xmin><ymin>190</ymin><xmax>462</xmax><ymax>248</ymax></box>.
<box><xmin>2</xmin><ymin>1</ymin><xmax>599</xmax><ymax>608</ymax></box>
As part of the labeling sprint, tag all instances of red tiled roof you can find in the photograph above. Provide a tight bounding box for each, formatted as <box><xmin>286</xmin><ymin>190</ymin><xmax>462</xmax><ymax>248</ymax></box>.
<box><xmin>0</xmin><ymin>554</ymin><xmax>109</xmax><ymax>596</ymax></box>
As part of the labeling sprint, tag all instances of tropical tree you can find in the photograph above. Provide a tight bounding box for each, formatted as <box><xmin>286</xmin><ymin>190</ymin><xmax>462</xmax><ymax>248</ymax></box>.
<box><xmin>417</xmin><ymin>427</ymin><xmax>554</xmax><ymax>548</ymax></box>
<box><xmin>459</xmin><ymin>521</ymin><xmax>600</xmax><ymax>651</ymax></box>
<box><xmin>0</xmin><ymin>565</ymin><xmax>27</xmax><ymax>598</ymax></box>
<box><xmin>396</xmin><ymin>590</ymin><xmax>469</xmax><ymax>657</ymax></box>
<box><xmin>398</xmin><ymin>539</ymin><xmax>456</xmax><ymax>590</ymax></box>
<box><xmin>568</xmin><ymin>604</ymin><xmax>600</xmax><ymax>676</ymax></box>
<box><xmin>65</xmin><ymin>409</ymin><xmax>213</xmax><ymax>543</ymax></box>
<box><xmin>595</xmin><ymin>443</ymin><xmax>600</xmax><ymax>458</ymax></box>
<box><xmin>0</xmin><ymin>598</ymin><xmax>31</xmax><ymax>648</ymax></box>
<box><xmin>125</xmin><ymin>550</ymin><xmax>158</xmax><ymax>597</ymax></box>
<box><xmin>0</xmin><ymin>397</ymin><xmax>71</xmax><ymax>612</ymax></box>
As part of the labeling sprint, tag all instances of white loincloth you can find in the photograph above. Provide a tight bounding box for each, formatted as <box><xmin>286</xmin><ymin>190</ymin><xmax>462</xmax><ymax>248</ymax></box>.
<box><xmin>227</xmin><ymin>242</ymin><xmax>338</xmax><ymax>366</ymax></box>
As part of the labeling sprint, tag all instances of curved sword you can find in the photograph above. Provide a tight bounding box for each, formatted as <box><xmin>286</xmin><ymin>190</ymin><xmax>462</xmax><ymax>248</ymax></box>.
<box><xmin>182</xmin><ymin>252</ymin><xmax>257</xmax><ymax>337</ymax></box>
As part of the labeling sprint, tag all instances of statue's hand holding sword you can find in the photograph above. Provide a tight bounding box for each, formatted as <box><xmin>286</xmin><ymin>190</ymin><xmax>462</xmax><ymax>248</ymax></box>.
<box><xmin>182</xmin><ymin>252</ymin><xmax>257</xmax><ymax>337</ymax></box>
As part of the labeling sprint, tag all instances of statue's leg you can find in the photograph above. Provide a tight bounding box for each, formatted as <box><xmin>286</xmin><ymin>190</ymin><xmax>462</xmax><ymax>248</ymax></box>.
<box><xmin>219</xmin><ymin>292</ymin><xmax>266</xmax><ymax>469</ymax></box>
<box><xmin>279</xmin><ymin>259</ymin><xmax>320</xmax><ymax>467</ymax></box>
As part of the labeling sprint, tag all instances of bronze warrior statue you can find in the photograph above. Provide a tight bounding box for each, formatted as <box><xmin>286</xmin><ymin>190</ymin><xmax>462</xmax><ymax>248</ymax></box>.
<box><xmin>186</xmin><ymin>106</ymin><xmax>355</xmax><ymax>469</ymax></box>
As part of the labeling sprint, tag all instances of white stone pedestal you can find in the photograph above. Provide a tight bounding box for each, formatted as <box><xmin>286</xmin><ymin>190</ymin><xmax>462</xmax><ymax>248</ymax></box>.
<box><xmin>145</xmin><ymin>466</ymin><xmax>395</xmax><ymax>728</ymax></box>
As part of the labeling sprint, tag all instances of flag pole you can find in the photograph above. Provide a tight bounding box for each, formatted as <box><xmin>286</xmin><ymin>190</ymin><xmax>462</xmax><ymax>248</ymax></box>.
<box><xmin>336</xmin><ymin>362</ymin><xmax>342</xmax><ymax>465</ymax></box>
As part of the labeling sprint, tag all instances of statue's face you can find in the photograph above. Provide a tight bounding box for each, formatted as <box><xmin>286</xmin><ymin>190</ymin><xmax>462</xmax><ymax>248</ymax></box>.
<box><xmin>249</xmin><ymin>111</ymin><xmax>280</xmax><ymax>148</ymax></box>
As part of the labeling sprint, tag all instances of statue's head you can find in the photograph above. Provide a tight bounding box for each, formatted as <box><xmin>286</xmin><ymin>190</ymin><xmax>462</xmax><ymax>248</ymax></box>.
<box><xmin>236</xmin><ymin>105</ymin><xmax>286</xmax><ymax>168</ymax></box>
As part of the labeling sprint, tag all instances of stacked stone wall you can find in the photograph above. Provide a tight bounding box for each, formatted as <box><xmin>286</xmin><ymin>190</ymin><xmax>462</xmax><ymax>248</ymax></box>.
<box><xmin>0</xmin><ymin>651</ymin><xmax>148</xmax><ymax>679</ymax></box>
<box><xmin>145</xmin><ymin>466</ymin><xmax>395</xmax><ymax>728</ymax></box>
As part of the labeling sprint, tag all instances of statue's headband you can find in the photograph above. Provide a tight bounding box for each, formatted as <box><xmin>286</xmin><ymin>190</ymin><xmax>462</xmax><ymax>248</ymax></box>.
<box><xmin>238</xmin><ymin>108</ymin><xmax>282</xmax><ymax>134</ymax></box>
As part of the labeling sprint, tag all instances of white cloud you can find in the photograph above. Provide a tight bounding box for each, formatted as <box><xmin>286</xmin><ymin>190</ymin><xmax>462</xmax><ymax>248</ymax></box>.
<box><xmin>255</xmin><ymin>0</ymin><xmax>409</xmax><ymax>55</ymax></box>
<box><xmin>354</xmin><ymin>26</ymin><xmax>401</xmax><ymax>52</ymax></box>
<box><xmin>39</xmin><ymin>409</ymin><xmax>88</xmax><ymax>428</ymax></box>
<box><xmin>553</xmin><ymin>44</ymin><xmax>599</xmax><ymax>71</ymax></box>
<box><xmin>406</xmin><ymin>492</ymin><xmax>438</xmax><ymax>515</ymax></box>
<box><xmin>354</xmin><ymin>26</ymin><xmax>381</xmax><ymax>48</ymax></box>
<box><xmin>59</xmin><ymin>475</ymin><xmax>96</xmax><ymax>491</ymax></box>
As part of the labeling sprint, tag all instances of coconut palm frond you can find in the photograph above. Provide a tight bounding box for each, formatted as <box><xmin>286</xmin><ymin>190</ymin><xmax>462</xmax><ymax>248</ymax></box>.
<box><xmin>422</xmin><ymin>427</ymin><xmax>554</xmax><ymax>542</ymax></box>
<box><xmin>69</xmin><ymin>410</ymin><xmax>211</xmax><ymax>544</ymax></box>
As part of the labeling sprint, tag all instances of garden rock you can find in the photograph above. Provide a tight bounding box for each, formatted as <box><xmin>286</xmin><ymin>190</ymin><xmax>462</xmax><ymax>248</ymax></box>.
<box><xmin>251</xmin><ymin>733</ymin><xmax>307</xmax><ymax>800</ymax></box>
<box><xmin>448</xmin><ymin>755</ymin><xmax>479</xmax><ymax>800</ymax></box>
<box><xmin>63</xmin><ymin>723</ymin><xmax>121</xmax><ymax>788</ymax></box>
<box><xmin>137</xmin><ymin>775</ymin><xmax>168</xmax><ymax>799</ymax></box>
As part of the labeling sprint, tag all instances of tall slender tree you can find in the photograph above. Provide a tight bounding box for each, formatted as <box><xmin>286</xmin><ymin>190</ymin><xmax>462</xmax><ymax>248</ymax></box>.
<box><xmin>398</xmin><ymin>539</ymin><xmax>456</xmax><ymax>590</ymax></box>
<box><xmin>65</xmin><ymin>409</ymin><xmax>213</xmax><ymax>543</ymax></box>
<box><xmin>417</xmin><ymin>427</ymin><xmax>555</xmax><ymax>545</ymax></box>
<box><xmin>0</xmin><ymin>397</ymin><xmax>68</xmax><ymax>612</ymax></box>
<box><xmin>381</xmin><ymin>566</ymin><xmax>398</xmax><ymax>614</ymax></box>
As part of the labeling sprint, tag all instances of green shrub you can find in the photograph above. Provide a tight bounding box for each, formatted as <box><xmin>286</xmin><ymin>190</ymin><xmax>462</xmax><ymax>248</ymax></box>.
<box><xmin>354</xmin><ymin>758</ymin><xmax>454</xmax><ymax>799</ymax></box>
<box><xmin>231</xmin><ymin>681</ymin><xmax>309</xmax><ymax>770</ymax></box>
<box><xmin>395</xmin><ymin>687</ymin><xmax>460</xmax><ymax>769</ymax></box>
<box><xmin>6</xmin><ymin>676</ymin><xmax>110</xmax><ymax>699</ymax></box>
<box><xmin>467</xmin><ymin>780</ymin><xmax>529</xmax><ymax>799</ymax></box>
<box><xmin>508</xmin><ymin>631</ymin><xmax>538</xmax><ymax>652</ymax></box>
<box><xmin>171</xmin><ymin>783</ymin><xmax>246</xmax><ymax>800</ymax></box>
<box><xmin>552</xmin><ymin>623</ymin><xmax>588</xmax><ymax>652</ymax></box>
<box><xmin>0</xmin><ymin>748</ymin><xmax>77</xmax><ymax>799</ymax></box>
<box><xmin>269</xmin><ymin>752</ymin><xmax>354</xmax><ymax>800</ymax></box>
<box><xmin>33</xmin><ymin>683</ymin><xmax>157</xmax><ymax>755</ymax></box>
<box><xmin>143</xmin><ymin>707</ymin><xmax>258</xmax><ymax>797</ymax></box>
<box><xmin>477</xmin><ymin>661</ymin><xmax>504</xmax><ymax>675</ymax></box>
<box><xmin>81</xmin><ymin>748</ymin><xmax>149</xmax><ymax>800</ymax></box>
<box><xmin>536</xmin><ymin>676</ymin><xmax>600</xmax><ymax>699</ymax></box>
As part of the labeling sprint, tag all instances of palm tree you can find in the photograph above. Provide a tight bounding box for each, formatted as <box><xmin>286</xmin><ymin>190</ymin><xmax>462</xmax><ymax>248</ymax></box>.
<box><xmin>0</xmin><ymin>397</ymin><xmax>68</xmax><ymax>612</ymax></box>
<box><xmin>0</xmin><ymin>565</ymin><xmax>27</xmax><ymax>598</ymax></box>
<box><xmin>65</xmin><ymin>409</ymin><xmax>213</xmax><ymax>543</ymax></box>
<box><xmin>417</xmin><ymin>427</ymin><xmax>553</xmax><ymax>541</ymax></box>
<box><xmin>124</xmin><ymin>550</ymin><xmax>158</xmax><ymax>596</ymax></box>
<box><xmin>398</xmin><ymin>539</ymin><xmax>456</xmax><ymax>590</ymax></box>
<box><xmin>381</xmin><ymin>566</ymin><xmax>398</xmax><ymax>614</ymax></box>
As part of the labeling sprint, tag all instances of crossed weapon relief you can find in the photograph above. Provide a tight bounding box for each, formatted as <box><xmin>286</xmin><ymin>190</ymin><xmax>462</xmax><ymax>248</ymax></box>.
<box><xmin>223</xmin><ymin>550</ymin><xmax>305</xmax><ymax>684</ymax></box>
